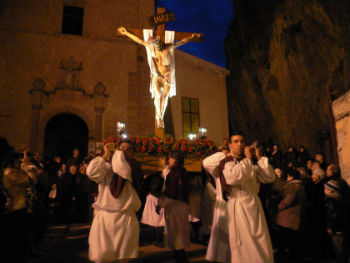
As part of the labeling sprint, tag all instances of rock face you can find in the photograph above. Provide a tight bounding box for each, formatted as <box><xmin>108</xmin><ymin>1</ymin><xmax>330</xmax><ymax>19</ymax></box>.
<box><xmin>226</xmin><ymin>0</ymin><xmax>348</xmax><ymax>160</ymax></box>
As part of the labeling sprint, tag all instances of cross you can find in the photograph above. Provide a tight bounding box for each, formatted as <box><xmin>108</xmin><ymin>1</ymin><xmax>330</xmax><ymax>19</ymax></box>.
<box><xmin>117</xmin><ymin>7</ymin><xmax>203</xmax><ymax>44</ymax></box>
<box><xmin>117</xmin><ymin>7</ymin><xmax>203</xmax><ymax>138</ymax></box>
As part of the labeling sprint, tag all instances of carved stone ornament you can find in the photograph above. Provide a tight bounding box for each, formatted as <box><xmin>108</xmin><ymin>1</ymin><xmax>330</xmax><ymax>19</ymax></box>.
<box><xmin>58</xmin><ymin>56</ymin><xmax>83</xmax><ymax>90</ymax></box>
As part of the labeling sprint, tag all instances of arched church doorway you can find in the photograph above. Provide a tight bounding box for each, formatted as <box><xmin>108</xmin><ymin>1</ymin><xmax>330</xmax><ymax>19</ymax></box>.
<box><xmin>43</xmin><ymin>113</ymin><xmax>88</xmax><ymax>162</ymax></box>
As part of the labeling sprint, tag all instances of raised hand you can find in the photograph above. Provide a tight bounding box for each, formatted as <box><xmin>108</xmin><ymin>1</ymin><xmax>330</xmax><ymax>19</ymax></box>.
<box><xmin>118</xmin><ymin>27</ymin><xmax>127</xmax><ymax>35</ymax></box>
<box><xmin>192</xmin><ymin>33</ymin><xmax>201</xmax><ymax>40</ymax></box>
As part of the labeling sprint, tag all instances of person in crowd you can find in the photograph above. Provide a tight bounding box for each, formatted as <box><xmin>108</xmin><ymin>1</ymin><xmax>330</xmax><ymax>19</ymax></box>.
<box><xmin>272</xmin><ymin>168</ymin><xmax>285</xmax><ymax>191</ymax></box>
<box><xmin>20</xmin><ymin>151</ymin><xmax>48</xmax><ymax>252</ymax></box>
<box><xmin>324</xmin><ymin>179</ymin><xmax>349</xmax><ymax>262</ymax></box>
<box><xmin>298</xmin><ymin>167</ymin><xmax>314</xmax><ymax>208</ymax></box>
<box><xmin>57</xmin><ymin>162</ymin><xmax>67</xmax><ymax>178</ymax></box>
<box><xmin>48</xmin><ymin>156</ymin><xmax>61</xmax><ymax>188</ymax></box>
<box><xmin>297</xmin><ymin>145</ymin><xmax>309</xmax><ymax>168</ymax></box>
<box><xmin>33</xmin><ymin>152</ymin><xmax>45</xmax><ymax>169</ymax></box>
<box><xmin>158</xmin><ymin>151</ymin><xmax>190</xmax><ymax>263</ymax></box>
<box><xmin>2</xmin><ymin>152</ymin><xmax>31</xmax><ymax>262</ymax></box>
<box><xmin>218</xmin><ymin>138</ymin><xmax>229</xmax><ymax>151</ymax></box>
<box><xmin>86</xmin><ymin>144</ymin><xmax>141</xmax><ymax>263</ymax></box>
<box><xmin>311</xmin><ymin>161</ymin><xmax>326</xmax><ymax>183</ymax></box>
<box><xmin>74</xmin><ymin>163</ymin><xmax>89</xmax><ymax>223</ymax></box>
<box><xmin>204</xmin><ymin>134</ymin><xmax>275</xmax><ymax>263</ymax></box>
<box><xmin>47</xmin><ymin>156</ymin><xmax>62</xmax><ymax>216</ymax></box>
<box><xmin>265</xmin><ymin>145</ymin><xmax>272</xmax><ymax>158</ymax></box>
<box><xmin>315</xmin><ymin>152</ymin><xmax>328</xmax><ymax>171</ymax></box>
<box><xmin>325</xmin><ymin>164</ymin><xmax>350</xmax><ymax>204</ymax></box>
<box><xmin>86</xmin><ymin>151</ymin><xmax>96</xmax><ymax>163</ymax></box>
<box><xmin>220</xmin><ymin>146</ymin><xmax>230</xmax><ymax>155</ymax></box>
<box><xmin>306</xmin><ymin>158</ymin><xmax>314</xmax><ymax>176</ymax></box>
<box><xmin>275</xmin><ymin>169</ymin><xmax>306</xmax><ymax>260</ymax></box>
<box><xmin>285</xmin><ymin>146</ymin><xmax>298</xmax><ymax>168</ymax></box>
<box><xmin>188</xmin><ymin>170</ymin><xmax>203</xmax><ymax>244</ymax></box>
<box><xmin>67</xmin><ymin>147</ymin><xmax>82</xmax><ymax>167</ymax></box>
<box><xmin>57</xmin><ymin>164</ymin><xmax>78</xmax><ymax>227</ymax></box>
<box><xmin>20</xmin><ymin>151</ymin><xmax>38</xmax><ymax>186</ymax></box>
<box><xmin>141</xmin><ymin>154</ymin><xmax>167</xmax><ymax>246</ymax></box>
<box><xmin>269</xmin><ymin>144</ymin><xmax>284</xmax><ymax>169</ymax></box>
<box><xmin>307</xmin><ymin>161</ymin><xmax>329</xmax><ymax>259</ymax></box>
<box><xmin>270</xmin><ymin>168</ymin><xmax>285</xmax><ymax>247</ymax></box>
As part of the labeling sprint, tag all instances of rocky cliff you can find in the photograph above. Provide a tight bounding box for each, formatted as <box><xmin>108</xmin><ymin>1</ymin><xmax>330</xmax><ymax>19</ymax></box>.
<box><xmin>226</xmin><ymin>0</ymin><xmax>349</xmax><ymax>160</ymax></box>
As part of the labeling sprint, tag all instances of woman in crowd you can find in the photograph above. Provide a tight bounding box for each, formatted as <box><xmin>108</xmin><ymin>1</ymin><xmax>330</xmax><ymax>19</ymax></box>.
<box><xmin>275</xmin><ymin>169</ymin><xmax>306</xmax><ymax>260</ymax></box>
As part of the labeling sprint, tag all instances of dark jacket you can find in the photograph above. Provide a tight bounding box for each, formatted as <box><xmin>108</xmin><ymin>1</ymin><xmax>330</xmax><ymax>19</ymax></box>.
<box><xmin>164</xmin><ymin>165</ymin><xmax>190</xmax><ymax>203</ymax></box>
<box><xmin>324</xmin><ymin>196</ymin><xmax>348</xmax><ymax>233</ymax></box>
<box><xmin>270</xmin><ymin>150</ymin><xmax>284</xmax><ymax>169</ymax></box>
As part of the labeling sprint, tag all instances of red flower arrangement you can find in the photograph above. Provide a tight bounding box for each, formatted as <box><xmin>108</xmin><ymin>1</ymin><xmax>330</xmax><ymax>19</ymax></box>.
<box><xmin>102</xmin><ymin>135</ymin><xmax>217</xmax><ymax>157</ymax></box>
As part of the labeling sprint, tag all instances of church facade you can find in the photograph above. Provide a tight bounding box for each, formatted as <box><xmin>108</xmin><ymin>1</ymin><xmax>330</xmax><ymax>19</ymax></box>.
<box><xmin>0</xmin><ymin>0</ymin><xmax>228</xmax><ymax>158</ymax></box>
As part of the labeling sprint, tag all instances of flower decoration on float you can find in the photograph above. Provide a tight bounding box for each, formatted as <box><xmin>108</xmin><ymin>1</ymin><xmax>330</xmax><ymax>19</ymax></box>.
<box><xmin>102</xmin><ymin>133</ymin><xmax>217</xmax><ymax>158</ymax></box>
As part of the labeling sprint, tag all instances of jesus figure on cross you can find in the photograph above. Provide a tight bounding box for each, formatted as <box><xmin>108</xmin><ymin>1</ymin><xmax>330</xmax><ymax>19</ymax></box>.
<box><xmin>118</xmin><ymin>26</ymin><xmax>200</xmax><ymax>129</ymax></box>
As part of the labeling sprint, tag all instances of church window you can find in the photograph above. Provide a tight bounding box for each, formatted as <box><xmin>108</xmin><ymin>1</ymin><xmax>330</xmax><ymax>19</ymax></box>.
<box><xmin>182</xmin><ymin>97</ymin><xmax>199</xmax><ymax>138</ymax></box>
<box><xmin>61</xmin><ymin>5</ymin><xmax>84</xmax><ymax>35</ymax></box>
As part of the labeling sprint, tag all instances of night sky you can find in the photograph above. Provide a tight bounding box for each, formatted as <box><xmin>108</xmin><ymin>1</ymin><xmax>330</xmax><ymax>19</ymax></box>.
<box><xmin>155</xmin><ymin>0</ymin><xmax>233</xmax><ymax>68</ymax></box>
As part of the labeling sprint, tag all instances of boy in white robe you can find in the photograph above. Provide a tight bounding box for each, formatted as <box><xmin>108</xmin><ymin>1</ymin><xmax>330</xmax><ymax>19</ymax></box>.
<box><xmin>203</xmin><ymin>135</ymin><xmax>276</xmax><ymax>263</ymax></box>
<box><xmin>86</xmin><ymin>145</ymin><xmax>141</xmax><ymax>262</ymax></box>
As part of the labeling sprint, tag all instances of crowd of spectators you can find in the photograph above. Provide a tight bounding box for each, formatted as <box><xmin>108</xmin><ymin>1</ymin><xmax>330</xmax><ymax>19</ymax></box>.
<box><xmin>245</xmin><ymin>142</ymin><xmax>350</xmax><ymax>262</ymax></box>
<box><xmin>0</xmin><ymin>137</ymin><xmax>349</xmax><ymax>262</ymax></box>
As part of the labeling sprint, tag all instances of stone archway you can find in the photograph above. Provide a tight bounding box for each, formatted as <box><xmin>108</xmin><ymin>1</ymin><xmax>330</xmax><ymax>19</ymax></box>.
<box><xmin>43</xmin><ymin>113</ymin><xmax>88</xmax><ymax>162</ymax></box>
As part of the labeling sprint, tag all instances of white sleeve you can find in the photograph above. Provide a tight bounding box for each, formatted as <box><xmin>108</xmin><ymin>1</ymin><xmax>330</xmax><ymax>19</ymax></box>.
<box><xmin>86</xmin><ymin>156</ymin><xmax>108</xmax><ymax>183</ymax></box>
<box><xmin>256</xmin><ymin>157</ymin><xmax>276</xmax><ymax>183</ymax></box>
<box><xmin>202</xmin><ymin>152</ymin><xmax>226</xmax><ymax>176</ymax></box>
<box><xmin>111</xmin><ymin>150</ymin><xmax>132</xmax><ymax>181</ymax></box>
<box><xmin>223</xmin><ymin>158</ymin><xmax>251</xmax><ymax>185</ymax></box>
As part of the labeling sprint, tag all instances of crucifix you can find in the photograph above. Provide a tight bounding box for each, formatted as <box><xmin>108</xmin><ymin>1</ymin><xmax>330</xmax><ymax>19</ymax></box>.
<box><xmin>117</xmin><ymin>7</ymin><xmax>203</xmax><ymax>138</ymax></box>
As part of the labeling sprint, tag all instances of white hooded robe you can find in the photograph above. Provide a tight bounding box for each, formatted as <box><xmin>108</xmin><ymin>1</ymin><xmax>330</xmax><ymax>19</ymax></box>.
<box><xmin>86</xmin><ymin>151</ymin><xmax>141</xmax><ymax>262</ymax></box>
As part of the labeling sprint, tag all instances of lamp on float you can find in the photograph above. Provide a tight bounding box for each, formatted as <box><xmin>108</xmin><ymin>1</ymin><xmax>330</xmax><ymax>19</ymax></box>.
<box><xmin>116</xmin><ymin>122</ymin><xmax>126</xmax><ymax>136</ymax></box>
<box><xmin>188</xmin><ymin>133</ymin><xmax>197</xmax><ymax>140</ymax></box>
<box><xmin>121</xmin><ymin>133</ymin><xmax>128</xmax><ymax>139</ymax></box>
<box><xmin>198</xmin><ymin>127</ymin><xmax>207</xmax><ymax>139</ymax></box>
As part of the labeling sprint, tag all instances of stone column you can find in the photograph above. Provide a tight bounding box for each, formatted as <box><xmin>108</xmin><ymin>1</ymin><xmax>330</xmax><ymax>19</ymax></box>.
<box><xmin>94</xmin><ymin>82</ymin><xmax>107</xmax><ymax>142</ymax></box>
<box><xmin>29</xmin><ymin>78</ymin><xmax>46</xmax><ymax>152</ymax></box>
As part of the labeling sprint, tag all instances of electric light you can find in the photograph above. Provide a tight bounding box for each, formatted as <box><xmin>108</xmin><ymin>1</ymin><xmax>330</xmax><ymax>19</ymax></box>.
<box><xmin>188</xmin><ymin>133</ymin><xmax>197</xmax><ymax>140</ymax></box>
<box><xmin>198</xmin><ymin>127</ymin><xmax>207</xmax><ymax>138</ymax></box>
<box><xmin>117</xmin><ymin>122</ymin><xmax>126</xmax><ymax>135</ymax></box>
